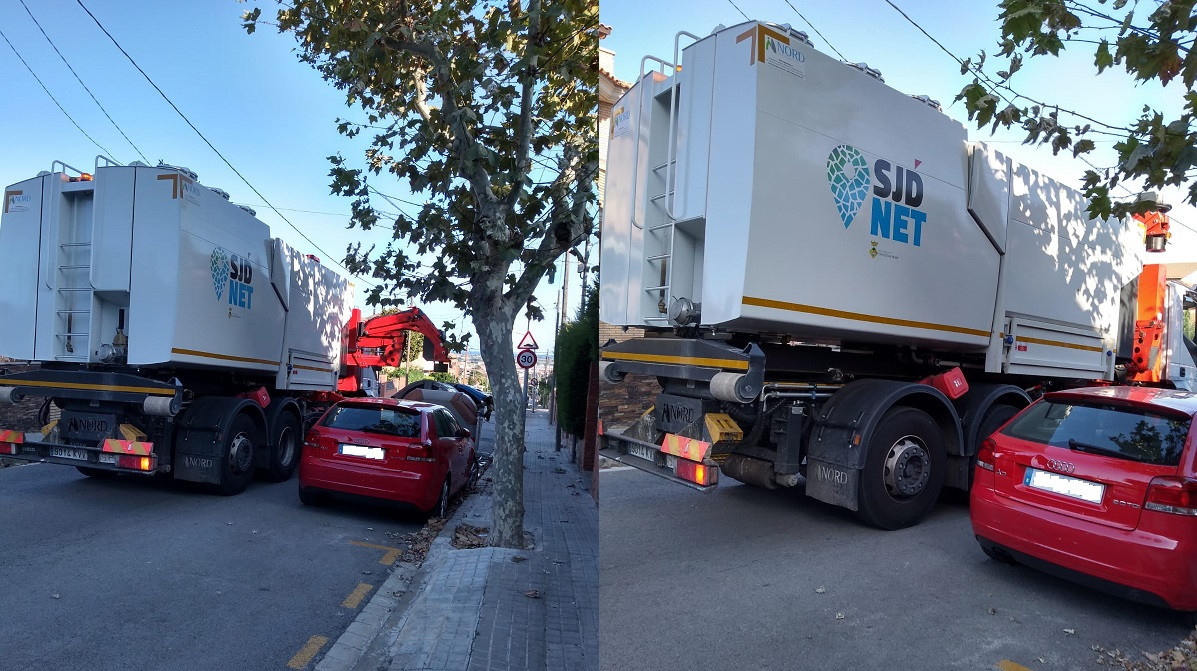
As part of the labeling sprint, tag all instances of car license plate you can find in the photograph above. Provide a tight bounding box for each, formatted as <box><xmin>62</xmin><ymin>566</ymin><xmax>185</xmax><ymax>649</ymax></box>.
<box><xmin>626</xmin><ymin>443</ymin><xmax>658</xmax><ymax>463</ymax></box>
<box><xmin>1024</xmin><ymin>467</ymin><xmax>1104</xmax><ymax>504</ymax></box>
<box><xmin>340</xmin><ymin>444</ymin><xmax>384</xmax><ymax>460</ymax></box>
<box><xmin>50</xmin><ymin>446</ymin><xmax>89</xmax><ymax>461</ymax></box>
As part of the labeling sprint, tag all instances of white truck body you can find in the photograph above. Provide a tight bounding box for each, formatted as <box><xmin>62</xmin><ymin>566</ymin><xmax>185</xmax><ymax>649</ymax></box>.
<box><xmin>600</xmin><ymin>21</ymin><xmax>1146</xmax><ymax>381</ymax></box>
<box><xmin>0</xmin><ymin>163</ymin><xmax>351</xmax><ymax>390</ymax></box>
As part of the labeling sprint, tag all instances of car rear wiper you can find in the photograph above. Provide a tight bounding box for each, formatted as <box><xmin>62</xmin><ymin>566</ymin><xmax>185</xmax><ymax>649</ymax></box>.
<box><xmin>1066</xmin><ymin>438</ymin><xmax>1131</xmax><ymax>460</ymax></box>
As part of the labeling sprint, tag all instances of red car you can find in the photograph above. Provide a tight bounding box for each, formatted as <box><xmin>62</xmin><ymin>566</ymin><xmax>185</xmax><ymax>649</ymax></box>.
<box><xmin>298</xmin><ymin>398</ymin><xmax>477</xmax><ymax>518</ymax></box>
<box><xmin>971</xmin><ymin>386</ymin><xmax>1197</xmax><ymax>612</ymax></box>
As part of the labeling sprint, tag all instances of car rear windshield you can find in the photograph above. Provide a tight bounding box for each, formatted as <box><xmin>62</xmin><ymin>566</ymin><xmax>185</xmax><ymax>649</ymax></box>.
<box><xmin>321</xmin><ymin>405</ymin><xmax>421</xmax><ymax>438</ymax></box>
<box><xmin>1001</xmin><ymin>400</ymin><xmax>1191</xmax><ymax>466</ymax></box>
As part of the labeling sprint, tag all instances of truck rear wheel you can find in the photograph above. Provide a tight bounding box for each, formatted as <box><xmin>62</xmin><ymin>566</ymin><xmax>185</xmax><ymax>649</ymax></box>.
<box><xmin>856</xmin><ymin>406</ymin><xmax>945</xmax><ymax>530</ymax></box>
<box><xmin>262</xmin><ymin>411</ymin><xmax>301</xmax><ymax>483</ymax></box>
<box><xmin>218</xmin><ymin>414</ymin><xmax>259</xmax><ymax>496</ymax></box>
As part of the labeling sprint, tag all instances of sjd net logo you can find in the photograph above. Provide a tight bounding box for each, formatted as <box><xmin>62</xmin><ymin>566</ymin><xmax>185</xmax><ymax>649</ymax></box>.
<box><xmin>826</xmin><ymin>145</ymin><xmax>870</xmax><ymax>228</ymax></box>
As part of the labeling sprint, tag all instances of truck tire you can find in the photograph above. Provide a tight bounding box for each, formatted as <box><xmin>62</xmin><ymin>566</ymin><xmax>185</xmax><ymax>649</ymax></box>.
<box><xmin>263</xmin><ymin>411</ymin><xmax>301</xmax><ymax>483</ymax></box>
<box><xmin>218</xmin><ymin>414</ymin><xmax>259</xmax><ymax>496</ymax></box>
<box><xmin>856</xmin><ymin>406</ymin><xmax>945</xmax><ymax>530</ymax></box>
<box><xmin>965</xmin><ymin>403</ymin><xmax>1020</xmax><ymax>490</ymax></box>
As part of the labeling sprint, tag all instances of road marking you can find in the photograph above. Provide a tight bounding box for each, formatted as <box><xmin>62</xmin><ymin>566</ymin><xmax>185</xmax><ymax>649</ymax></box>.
<box><xmin>287</xmin><ymin>635</ymin><xmax>328</xmax><ymax>670</ymax></box>
<box><xmin>997</xmin><ymin>660</ymin><xmax>1035</xmax><ymax>671</ymax></box>
<box><xmin>350</xmin><ymin>540</ymin><xmax>403</xmax><ymax>565</ymax></box>
<box><xmin>342</xmin><ymin>582</ymin><xmax>374</xmax><ymax>609</ymax></box>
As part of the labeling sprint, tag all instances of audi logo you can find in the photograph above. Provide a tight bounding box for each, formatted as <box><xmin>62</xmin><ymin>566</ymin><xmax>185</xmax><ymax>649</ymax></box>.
<box><xmin>1047</xmin><ymin>459</ymin><xmax>1075</xmax><ymax>474</ymax></box>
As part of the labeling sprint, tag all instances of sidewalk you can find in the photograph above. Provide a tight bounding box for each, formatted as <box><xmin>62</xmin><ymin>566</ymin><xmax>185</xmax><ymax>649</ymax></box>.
<box><xmin>316</xmin><ymin>408</ymin><xmax>598</xmax><ymax>671</ymax></box>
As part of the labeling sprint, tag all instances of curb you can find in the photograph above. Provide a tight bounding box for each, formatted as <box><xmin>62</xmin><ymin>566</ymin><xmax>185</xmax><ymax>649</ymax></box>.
<box><xmin>314</xmin><ymin>487</ymin><xmax>491</xmax><ymax>671</ymax></box>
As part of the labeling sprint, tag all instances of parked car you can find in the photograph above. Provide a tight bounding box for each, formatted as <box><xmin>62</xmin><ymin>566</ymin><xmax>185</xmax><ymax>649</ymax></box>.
<box><xmin>971</xmin><ymin>386</ymin><xmax>1197</xmax><ymax>612</ymax></box>
<box><xmin>452</xmin><ymin>383</ymin><xmax>493</xmax><ymax>420</ymax></box>
<box><xmin>298</xmin><ymin>398</ymin><xmax>478</xmax><ymax>518</ymax></box>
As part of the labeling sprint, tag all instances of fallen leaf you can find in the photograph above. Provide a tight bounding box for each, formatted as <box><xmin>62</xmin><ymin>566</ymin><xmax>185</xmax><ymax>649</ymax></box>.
<box><xmin>51</xmin><ymin>594</ymin><xmax>59</xmax><ymax>599</ymax></box>
<box><xmin>835</xmin><ymin>612</ymin><xmax>845</xmax><ymax>620</ymax></box>
<box><xmin>815</xmin><ymin>587</ymin><xmax>826</xmax><ymax>594</ymax></box>
<box><xmin>524</xmin><ymin>589</ymin><xmax>541</xmax><ymax>599</ymax></box>
<box><xmin>987</xmin><ymin>607</ymin><xmax>996</xmax><ymax>615</ymax></box>
<box><xmin>1064</xmin><ymin>628</ymin><xmax>1075</xmax><ymax>635</ymax></box>
<box><xmin>1037</xmin><ymin>658</ymin><xmax>1045</xmax><ymax>664</ymax></box>
<box><xmin>512</xmin><ymin>556</ymin><xmax>528</xmax><ymax>563</ymax></box>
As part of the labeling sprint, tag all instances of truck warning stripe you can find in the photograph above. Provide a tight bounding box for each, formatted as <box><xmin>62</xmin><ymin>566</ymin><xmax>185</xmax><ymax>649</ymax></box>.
<box><xmin>2</xmin><ymin>378</ymin><xmax>176</xmax><ymax>396</ymax></box>
<box><xmin>742</xmin><ymin>296</ymin><xmax>992</xmax><ymax>339</ymax></box>
<box><xmin>1001</xmin><ymin>333</ymin><xmax>1105</xmax><ymax>353</ymax></box>
<box><xmin>171</xmin><ymin>348</ymin><xmax>279</xmax><ymax>366</ymax></box>
<box><xmin>602</xmin><ymin>351</ymin><xmax>750</xmax><ymax>371</ymax></box>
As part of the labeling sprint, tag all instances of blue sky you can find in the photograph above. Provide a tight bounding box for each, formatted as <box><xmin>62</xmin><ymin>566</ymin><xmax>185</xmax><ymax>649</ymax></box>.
<box><xmin>0</xmin><ymin>0</ymin><xmax>580</xmax><ymax>356</ymax></box>
<box><xmin>600</xmin><ymin>0</ymin><xmax>1197</xmax><ymax>261</ymax></box>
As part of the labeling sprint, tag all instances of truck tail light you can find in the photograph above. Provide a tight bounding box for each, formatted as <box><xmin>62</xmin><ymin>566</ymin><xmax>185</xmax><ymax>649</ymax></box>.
<box><xmin>117</xmin><ymin>455</ymin><xmax>154</xmax><ymax>471</ymax></box>
<box><xmin>976</xmin><ymin>438</ymin><xmax>996</xmax><ymax>472</ymax></box>
<box><xmin>406</xmin><ymin>440</ymin><xmax>436</xmax><ymax>462</ymax></box>
<box><xmin>1145</xmin><ymin>477</ymin><xmax>1197</xmax><ymax>516</ymax></box>
<box><xmin>675</xmin><ymin>459</ymin><xmax>717</xmax><ymax>486</ymax></box>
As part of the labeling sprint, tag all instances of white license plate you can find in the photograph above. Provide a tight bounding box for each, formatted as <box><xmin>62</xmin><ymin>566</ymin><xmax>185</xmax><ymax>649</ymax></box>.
<box><xmin>1025</xmin><ymin>467</ymin><xmax>1105</xmax><ymax>504</ymax></box>
<box><xmin>626</xmin><ymin>444</ymin><xmax>658</xmax><ymax>463</ymax></box>
<box><xmin>340</xmin><ymin>444</ymin><xmax>384</xmax><ymax>460</ymax></box>
<box><xmin>98</xmin><ymin>453</ymin><xmax>117</xmax><ymax>464</ymax></box>
<box><xmin>50</xmin><ymin>447</ymin><xmax>89</xmax><ymax>461</ymax></box>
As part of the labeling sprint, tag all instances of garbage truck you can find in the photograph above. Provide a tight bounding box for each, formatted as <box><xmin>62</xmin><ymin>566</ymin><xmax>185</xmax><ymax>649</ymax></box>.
<box><xmin>598</xmin><ymin>20</ymin><xmax>1197</xmax><ymax>528</ymax></box>
<box><xmin>0</xmin><ymin>158</ymin><xmax>449</xmax><ymax>494</ymax></box>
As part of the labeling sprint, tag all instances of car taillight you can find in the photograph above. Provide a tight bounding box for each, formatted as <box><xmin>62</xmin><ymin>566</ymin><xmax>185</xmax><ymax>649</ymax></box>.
<box><xmin>675</xmin><ymin>459</ymin><xmax>717</xmax><ymax>486</ymax></box>
<box><xmin>304</xmin><ymin>433</ymin><xmax>332</xmax><ymax>450</ymax></box>
<box><xmin>117</xmin><ymin>455</ymin><xmax>154</xmax><ymax>471</ymax></box>
<box><xmin>406</xmin><ymin>441</ymin><xmax>436</xmax><ymax>462</ymax></box>
<box><xmin>1145</xmin><ymin>477</ymin><xmax>1197</xmax><ymax>516</ymax></box>
<box><xmin>975</xmin><ymin>438</ymin><xmax>996</xmax><ymax>472</ymax></box>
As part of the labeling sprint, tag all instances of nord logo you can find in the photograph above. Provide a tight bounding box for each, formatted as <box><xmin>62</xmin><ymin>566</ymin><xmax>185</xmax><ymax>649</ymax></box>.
<box><xmin>817</xmin><ymin>464</ymin><xmax>848</xmax><ymax>485</ymax></box>
<box><xmin>67</xmin><ymin>418</ymin><xmax>109</xmax><ymax>434</ymax></box>
<box><xmin>184</xmin><ymin>456</ymin><xmax>214</xmax><ymax>469</ymax></box>
<box><xmin>661</xmin><ymin>403</ymin><xmax>695</xmax><ymax>425</ymax></box>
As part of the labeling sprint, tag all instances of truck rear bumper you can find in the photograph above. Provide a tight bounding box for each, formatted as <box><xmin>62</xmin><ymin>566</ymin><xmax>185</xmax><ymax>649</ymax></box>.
<box><xmin>601</xmin><ymin>429</ymin><xmax>717</xmax><ymax>491</ymax></box>
<box><xmin>0</xmin><ymin>433</ymin><xmax>156</xmax><ymax>474</ymax></box>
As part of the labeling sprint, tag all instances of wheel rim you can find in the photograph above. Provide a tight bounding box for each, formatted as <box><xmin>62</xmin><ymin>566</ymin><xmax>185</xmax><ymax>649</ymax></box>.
<box><xmin>438</xmin><ymin>480</ymin><xmax>449</xmax><ymax>517</ymax></box>
<box><xmin>278</xmin><ymin>426</ymin><xmax>296</xmax><ymax>467</ymax></box>
<box><xmin>883</xmin><ymin>435</ymin><xmax>931</xmax><ymax>499</ymax></box>
<box><xmin>230</xmin><ymin>432</ymin><xmax>255</xmax><ymax>474</ymax></box>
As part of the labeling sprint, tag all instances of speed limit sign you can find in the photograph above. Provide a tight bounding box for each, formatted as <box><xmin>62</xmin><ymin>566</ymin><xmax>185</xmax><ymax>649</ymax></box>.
<box><xmin>517</xmin><ymin>349</ymin><xmax>537</xmax><ymax>369</ymax></box>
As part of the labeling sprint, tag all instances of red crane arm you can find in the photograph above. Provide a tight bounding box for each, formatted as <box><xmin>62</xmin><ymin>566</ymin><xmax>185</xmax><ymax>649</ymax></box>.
<box><xmin>343</xmin><ymin>307</ymin><xmax>450</xmax><ymax>368</ymax></box>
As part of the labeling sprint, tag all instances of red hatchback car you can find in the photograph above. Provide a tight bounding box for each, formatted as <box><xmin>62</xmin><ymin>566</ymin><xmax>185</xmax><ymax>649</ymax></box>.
<box><xmin>972</xmin><ymin>386</ymin><xmax>1197</xmax><ymax>612</ymax></box>
<box><xmin>298</xmin><ymin>398</ymin><xmax>477</xmax><ymax>518</ymax></box>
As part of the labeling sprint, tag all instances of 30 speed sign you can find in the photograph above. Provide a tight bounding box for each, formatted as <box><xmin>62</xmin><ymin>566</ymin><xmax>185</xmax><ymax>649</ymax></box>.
<box><xmin>517</xmin><ymin>349</ymin><xmax>537</xmax><ymax>369</ymax></box>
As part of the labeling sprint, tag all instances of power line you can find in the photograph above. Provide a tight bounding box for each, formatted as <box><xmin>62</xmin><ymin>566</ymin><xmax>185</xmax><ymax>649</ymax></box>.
<box><xmin>781</xmin><ymin>0</ymin><xmax>847</xmax><ymax>61</ymax></box>
<box><xmin>19</xmin><ymin>0</ymin><xmax>147</xmax><ymax>164</ymax></box>
<box><xmin>72</xmin><ymin>0</ymin><xmax>375</xmax><ymax>288</ymax></box>
<box><xmin>0</xmin><ymin>25</ymin><xmax>115</xmax><ymax>159</ymax></box>
<box><xmin>726</xmin><ymin>0</ymin><xmax>749</xmax><ymax>21</ymax></box>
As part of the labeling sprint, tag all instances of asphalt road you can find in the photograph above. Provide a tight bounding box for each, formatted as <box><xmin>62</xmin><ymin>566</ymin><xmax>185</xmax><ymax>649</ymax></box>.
<box><xmin>0</xmin><ymin>417</ymin><xmax>495</xmax><ymax>671</ymax></box>
<box><xmin>600</xmin><ymin>465</ymin><xmax>1192</xmax><ymax>671</ymax></box>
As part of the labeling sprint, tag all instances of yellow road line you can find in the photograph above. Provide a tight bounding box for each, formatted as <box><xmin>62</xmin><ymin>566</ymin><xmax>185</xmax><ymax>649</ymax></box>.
<box><xmin>349</xmin><ymin>540</ymin><xmax>403</xmax><ymax>565</ymax></box>
<box><xmin>996</xmin><ymin>660</ymin><xmax>1035</xmax><ymax>671</ymax></box>
<box><xmin>287</xmin><ymin>635</ymin><xmax>328</xmax><ymax>670</ymax></box>
<box><xmin>342</xmin><ymin>582</ymin><xmax>374</xmax><ymax>609</ymax></box>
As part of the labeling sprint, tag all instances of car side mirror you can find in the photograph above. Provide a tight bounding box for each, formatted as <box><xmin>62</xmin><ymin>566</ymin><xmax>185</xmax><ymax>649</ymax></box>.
<box><xmin>457</xmin><ymin>427</ymin><xmax>471</xmax><ymax>439</ymax></box>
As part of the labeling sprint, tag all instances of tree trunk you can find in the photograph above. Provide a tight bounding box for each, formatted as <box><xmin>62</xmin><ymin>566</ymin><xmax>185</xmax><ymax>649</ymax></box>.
<box><xmin>473</xmin><ymin>305</ymin><xmax>527</xmax><ymax>548</ymax></box>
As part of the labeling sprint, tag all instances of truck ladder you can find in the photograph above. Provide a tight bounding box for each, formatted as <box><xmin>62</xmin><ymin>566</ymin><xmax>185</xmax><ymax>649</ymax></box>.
<box><xmin>50</xmin><ymin>174</ymin><xmax>96</xmax><ymax>362</ymax></box>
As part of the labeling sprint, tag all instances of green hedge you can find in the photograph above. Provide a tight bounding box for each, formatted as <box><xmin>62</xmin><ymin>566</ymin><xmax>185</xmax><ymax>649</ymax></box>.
<box><xmin>555</xmin><ymin>285</ymin><xmax>598</xmax><ymax>436</ymax></box>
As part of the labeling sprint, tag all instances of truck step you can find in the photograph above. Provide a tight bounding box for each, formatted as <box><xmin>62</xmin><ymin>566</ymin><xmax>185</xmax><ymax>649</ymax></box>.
<box><xmin>647</xmin><ymin>253</ymin><xmax>672</xmax><ymax>261</ymax></box>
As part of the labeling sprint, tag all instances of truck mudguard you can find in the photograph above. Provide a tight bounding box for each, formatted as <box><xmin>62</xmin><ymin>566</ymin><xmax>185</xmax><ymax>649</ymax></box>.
<box><xmin>806</xmin><ymin>379</ymin><xmax>962</xmax><ymax>510</ymax></box>
<box><xmin>174</xmin><ymin>396</ymin><xmax>266</xmax><ymax>484</ymax></box>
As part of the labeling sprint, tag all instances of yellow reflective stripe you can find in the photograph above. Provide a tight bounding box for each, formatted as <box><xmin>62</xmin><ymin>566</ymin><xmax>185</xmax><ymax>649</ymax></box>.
<box><xmin>1000</xmin><ymin>333</ymin><xmax>1105</xmax><ymax>353</ymax></box>
<box><xmin>742</xmin><ymin>296</ymin><xmax>991</xmax><ymax>339</ymax></box>
<box><xmin>5</xmin><ymin>378</ymin><xmax>175</xmax><ymax>396</ymax></box>
<box><xmin>660</xmin><ymin>433</ymin><xmax>711</xmax><ymax>462</ymax></box>
<box><xmin>602</xmin><ymin>350</ymin><xmax>750</xmax><ymax>371</ymax></box>
<box><xmin>172</xmin><ymin>347</ymin><xmax>279</xmax><ymax>366</ymax></box>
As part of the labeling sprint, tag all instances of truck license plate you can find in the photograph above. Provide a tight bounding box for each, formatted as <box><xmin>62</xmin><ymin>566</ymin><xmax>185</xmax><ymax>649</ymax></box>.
<box><xmin>627</xmin><ymin>444</ymin><xmax>658</xmax><ymax>463</ymax></box>
<box><xmin>50</xmin><ymin>447</ymin><xmax>88</xmax><ymax>461</ymax></box>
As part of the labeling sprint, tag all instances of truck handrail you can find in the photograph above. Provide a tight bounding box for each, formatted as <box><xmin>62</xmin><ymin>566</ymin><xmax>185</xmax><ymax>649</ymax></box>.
<box><xmin>50</xmin><ymin>160</ymin><xmax>87</xmax><ymax>178</ymax></box>
<box><xmin>94</xmin><ymin>155</ymin><xmax>121</xmax><ymax>170</ymax></box>
<box><xmin>662</xmin><ymin>30</ymin><xmax>701</xmax><ymax>222</ymax></box>
<box><xmin>628</xmin><ymin>54</ymin><xmax>674</xmax><ymax>233</ymax></box>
